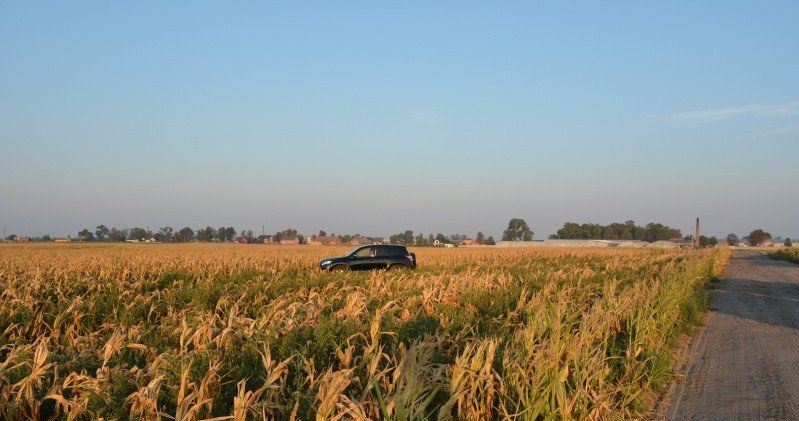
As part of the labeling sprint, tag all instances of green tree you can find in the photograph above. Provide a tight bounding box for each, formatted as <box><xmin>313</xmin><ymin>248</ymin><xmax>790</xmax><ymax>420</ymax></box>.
<box><xmin>159</xmin><ymin>227</ymin><xmax>174</xmax><ymax>242</ymax></box>
<box><xmin>475</xmin><ymin>231</ymin><xmax>485</xmax><ymax>245</ymax></box>
<box><xmin>786</xmin><ymin>238</ymin><xmax>793</xmax><ymax>247</ymax></box>
<box><xmin>485</xmin><ymin>236</ymin><xmax>496</xmax><ymax>245</ymax></box>
<box><xmin>403</xmin><ymin>230</ymin><xmax>414</xmax><ymax>246</ymax></box>
<box><xmin>502</xmin><ymin>218</ymin><xmax>533</xmax><ymax>241</ymax></box>
<box><xmin>109</xmin><ymin>228</ymin><xmax>127</xmax><ymax>242</ymax></box>
<box><xmin>225</xmin><ymin>227</ymin><xmax>237</xmax><ymax>242</ymax></box>
<box><xmin>95</xmin><ymin>225</ymin><xmax>110</xmax><ymax>241</ymax></box>
<box><xmin>128</xmin><ymin>227</ymin><xmax>148</xmax><ymax>241</ymax></box>
<box><xmin>699</xmin><ymin>235</ymin><xmax>718</xmax><ymax>248</ymax></box>
<box><xmin>197</xmin><ymin>226</ymin><xmax>217</xmax><ymax>242</ymax></box>
<box><xmin>748</xmin><ymin>229</ymin><xmax>772</xmax><ymax>246</ymax></box>
<box><xmin>175</xmin><ymin>227</ymin><xmax>194</xmax><ymax>243</ymax></box>
<box><xmin>726</xmin><ymin>233</ymin><xmax>739</xmax><ymax>246</ymax></box>
<box><xmin>78</xmin><ymin>229</ymin><xmax>94</xmax><ymax>241</ymax></box>
<box><xmin>319</xmin><ymin>230</ymin><xmax>327</xmax><ymax>237</ymax></box>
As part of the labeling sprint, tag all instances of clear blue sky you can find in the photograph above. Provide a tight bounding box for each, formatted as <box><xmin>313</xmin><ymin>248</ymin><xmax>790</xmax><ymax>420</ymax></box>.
<box><xmin>1</xmin><ymin>2</ymin><xmax>798</xmax><ymax>239</ymax></box>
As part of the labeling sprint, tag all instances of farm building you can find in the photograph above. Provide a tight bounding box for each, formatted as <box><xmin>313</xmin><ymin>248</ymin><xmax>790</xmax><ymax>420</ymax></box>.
<box><xmin>497</xmin><ymin>239</ymin><xmax>654</xmax><ymax>248</ymax></box>
<box><xmin>279</xmin><ymin>238</ymin><xmax>300</xmax><ymax>245</ymax></box>
<box><xmin>14</xmin><ymin>236</ymin><xmax>30</xmax><ymax>243</ymax></box>
<box><xmin>257</xmin><ymin>235</ymin><xmax>274</xmax><ymax>244</ymax></box>
<box><xmin>54</xmin><ymin>237</ymin><xmax>71</xmax><ymax>243</ymax></box>
<box><xmin>349</xmin><ymin>236</ymin><xmax>372</xmax><ymax>246</ymax></box>
<box><xmin>308</xmin><ymin>236</ymin><xmax>342</xmax><ymax>246</ymax></box>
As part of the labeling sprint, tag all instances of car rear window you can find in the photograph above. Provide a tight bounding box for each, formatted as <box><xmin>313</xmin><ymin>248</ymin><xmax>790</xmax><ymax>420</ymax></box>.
<box><xmin>377</xmin><ymin>246</ymin><xmax>406</xmax><ymax>257</ymax></box>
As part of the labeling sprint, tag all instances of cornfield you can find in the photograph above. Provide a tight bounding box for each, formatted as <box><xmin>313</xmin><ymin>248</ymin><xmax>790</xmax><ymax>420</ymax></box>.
<box><xmin>0</xmin><ymin>243</ymin><xmax>729</xmax><ymax>420</ymax></box>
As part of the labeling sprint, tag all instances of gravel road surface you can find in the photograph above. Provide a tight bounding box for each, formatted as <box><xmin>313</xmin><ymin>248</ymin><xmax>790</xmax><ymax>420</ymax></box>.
<box><xmin>660</xmin><ymin>250</ymin><xmax>799</xmax><ymax>420</ymax></box>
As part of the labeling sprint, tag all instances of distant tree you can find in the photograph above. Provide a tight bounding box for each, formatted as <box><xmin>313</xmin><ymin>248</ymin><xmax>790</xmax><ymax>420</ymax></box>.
<box><xmin>224</xmin><ymin>227</ymin><xmax>236</xmax><ymax>242</ymax></box>
<box><xmin>475</xmin><ymin>231</ymin><xmax>485</xmax><ymax>245</ymax></box>
<box><xmin>341</xmin><ymin>234</ymin><xmax>353</xmax><ymax>243</ymax></box>
<box><xmin>6</xmin><ymin>234</ymin><xmax>17</xmax><ymax>241</ymax></box>
<box><xmin>435</xmin><ymin>233</ymin><xmax>448</xmax><ymax>244</ymax></box>
<box><xmin>726</xmin><ymin>233</ymin><xmax>739</xmax><ymax>246</ymax></box>
<box><xmin>319</xmin><ymin>230</ymin><xmax>327</xmax><ymax>237</ymax></box>
<box><xmin>699</xmin><ymin>235</ymin><xmax>718</xmax><ymax>248</ymax></box>
<box><xmin>175</xmin><ymin>227</ymin><xmax>194</xmax><ymax>243</ymax></box>
<box><xmin>159</xmin><ymin>226</ymin><xmax>174</xmax><ymax>242</ymax></box>
<box><xmin>620</xmin><ymin>228</ymin><xmax>633</xmax><ymax>240</ymax></box>
<box><xmin>427</xmin><ymin>234</ymin><xmax>435</xmax><ymax>245</ymax></box>
<box><xmin>450</xmin><ymin>234</ymin><xmax>467</xmax><ymax>244</ymax></box>
<box><xmin>548</xmin><ymin>234</ymin><xmax>558</xmax><ymax>239</ymax></box>
<box><xmin>786</xmin><ymin>238</ymin><xmax>793</xmax><ymax>247</ymax></box>
<box><xmin>485</xmin><ymin>236</ymin><xmax>496</xmax><ymax>245</ymax></box>
<box><xmin>42</xmin><ymin>235</ymin><xmax>51</xmax><ymax>241</ymax></box>
<box><xmin>95</xmin><ymin>225</ymin><xmax>110</xmax><ymax>241</ymax></box>
<box><xmin>748</xmin><ymin>229</ymin><xmax>772</xmax><ymax>246</ymax></box>
<box><xmin>415</xmin><ymin>234</ymin><xmax>425</xmax><ymax>246</ymax></box>
<box><xmin>127</xmin><ymin>227</ymin><xmax>148</xmax><ymax>241</ymax></box>
<box><xmin>502</xmin><ymin>218</ymin><xmax>533</xmax><ymax>241</ymax></box>
<box><xmin>274</xmin><ymin>228</ymin><xmax>298</xmax><ymax>243</ymax></box>
<box><xmin>197</xmin><ymin>226</ymin><xmax>217</xmax><ymax>242</ymax></box>
<box><xmin>77</xmin><ymin>229</ymin><xmax>94</xmax><ymax>241</ymax></box>
<box><xmin>108</xmin><ymin>228</ymin><xmax>128</xmax><ymax>242</ymax></box>
<box><xmin>403</xmin><ymin>230</ymin><xmax>414</xmax><ymax>246</ymax></box>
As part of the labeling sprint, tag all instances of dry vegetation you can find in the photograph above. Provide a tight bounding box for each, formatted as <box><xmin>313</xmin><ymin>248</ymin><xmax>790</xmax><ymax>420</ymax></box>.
<box><xmin>0</xmin><ymin>243</ymin><xmax>729</xmax><ymax>420</ymax></box>
<box><xmin>769</xmin><ymin>247</ymin><xmax>799</xmax><ymax>264</ymax></box>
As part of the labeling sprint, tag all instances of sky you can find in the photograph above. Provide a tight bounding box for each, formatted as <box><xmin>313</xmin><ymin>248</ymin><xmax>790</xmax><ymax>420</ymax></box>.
<box><xmin>1</xmin><ymin>2</ymin><xmax>798</xmax><ymax>239</ymax></box>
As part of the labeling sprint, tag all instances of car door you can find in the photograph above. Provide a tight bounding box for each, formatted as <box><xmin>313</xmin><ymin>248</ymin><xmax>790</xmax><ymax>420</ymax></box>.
<box><xmin>373</xmin><ymin>246</ymin><xmax>394</xmax><ymax>269</ymax></box>
<box><xmin>350</xmin><ymin>246</ymin><xmax>376</xmax><ymax>270</ymax></box>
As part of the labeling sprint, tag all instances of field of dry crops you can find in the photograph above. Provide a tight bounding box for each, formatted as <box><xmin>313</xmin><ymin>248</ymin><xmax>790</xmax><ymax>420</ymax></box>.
<box><xmin>0</xmin><ymin>243</ymin><xmax>729</xmax><ymax>420</ymax></box>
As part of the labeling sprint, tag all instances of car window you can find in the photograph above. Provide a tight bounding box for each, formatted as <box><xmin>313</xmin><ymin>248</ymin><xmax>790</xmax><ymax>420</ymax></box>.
<box><xmin>376</xmin><ymin>246</ymin><xmax>394</xmax><ymax>257</ymax></box>
<box><xmin>354</xmin><ymin>247</ymin><xmax>374</xmax><ymax>258</ymax></box>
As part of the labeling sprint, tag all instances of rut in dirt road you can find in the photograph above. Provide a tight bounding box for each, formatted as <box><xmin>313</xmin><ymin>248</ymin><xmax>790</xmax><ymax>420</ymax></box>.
<box><xmin>661</xmin><ymin>250</ymin><xmax>799</xmax><ymax>421</ymax></box>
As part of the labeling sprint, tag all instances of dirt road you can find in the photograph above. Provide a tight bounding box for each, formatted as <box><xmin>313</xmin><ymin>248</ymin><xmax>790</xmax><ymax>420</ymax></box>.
<box><xmin>660</xmin><ymin>250</ymin><xmax>799</xmax><ymax>420</ymax></box>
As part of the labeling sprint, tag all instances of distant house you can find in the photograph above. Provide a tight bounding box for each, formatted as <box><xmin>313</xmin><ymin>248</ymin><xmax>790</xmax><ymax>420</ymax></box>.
<box><xmin>308</xmin><ymin>235</ymin><xmax>342</xmax><ymax>246</ymax></box>
<box><xmin>257</xmin><ymin>235</ymin><xmax>274</xmax><ymax>244</ymax></box>
<box><xmin>433</xmin><ymin>239</ymin><xmax>441</xmax><ymax>247</ymax></box>
<box><xmin>460</xmin><ymin>239</ymin><xmax>475</xmax><ymax>246</ymax></box>
<box><xmin>15</xmin><ymin>236</ymin><xmax>30</xmax><ymax>243</ymax></box>
<box><xmin>349</xmin><ymin>236</ymin><xmax>372</xmax><ymax>246</ymax></box>
<box><xmin>280</xmin><ymin>238</ymin><xmax>300</xmax><ymax>245</ymax></box>
<box><xmin>233</xmin><ymin>236</ymin><xmax>249</xmax><ymax>244</ymax></box>
<box><xmin>54</xmin><ymin>237</ymin><xmax>71</xmax><ymax>243</ymax></box>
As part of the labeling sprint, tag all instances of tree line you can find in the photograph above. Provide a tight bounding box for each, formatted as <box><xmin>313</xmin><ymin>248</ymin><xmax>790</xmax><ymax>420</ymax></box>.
<box><xmin>72</xmin><ymin>225</ymin><xmax>304</xmax><ymax>243</ymax></box>
<box><xmin>385</xmin><ymin>230</ymin><xmax>496</xmax><ymax>246</ymax></box>
<box><xmin>549</xmin><ymin>220</ymin><xmax>682</xmax><ymax>242</ymax></box>
<box><xmin>726</xmin><ymin>229</ymin><xmax>792</xmax><ymax>247</ymax></box>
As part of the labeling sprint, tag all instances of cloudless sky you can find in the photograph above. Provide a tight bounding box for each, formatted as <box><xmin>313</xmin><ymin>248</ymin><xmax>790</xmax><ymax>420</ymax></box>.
<box><xmin>1</xmin><ymin>2</ymin><xmax>798</xmax><ymax>239</ymax></box>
